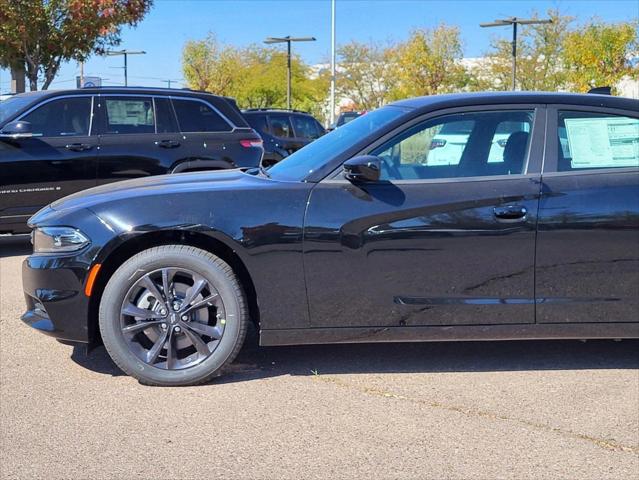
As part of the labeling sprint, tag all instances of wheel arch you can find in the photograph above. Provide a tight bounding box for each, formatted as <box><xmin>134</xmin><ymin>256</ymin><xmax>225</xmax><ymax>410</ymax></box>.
<box><xmin>87</xmin><ymin>230</ymin><xmax>259</xmax><ymax>347</ymax></box>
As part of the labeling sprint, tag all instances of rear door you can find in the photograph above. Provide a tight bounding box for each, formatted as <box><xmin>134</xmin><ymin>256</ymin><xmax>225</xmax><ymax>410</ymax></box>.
<box><xmin>0</xmin><ymin>95</ymin><xmax>98</xmax><ymax>223</ymax></box>
<box><xmin>171</xmin><ymin>97</ymin><xmax>252</xmax><ymax>169</ymax></box>
<box><xmin>96</xmin><ymin>95</ymin><xmax>182</xmax><ymax>184</ymax></box>
<box><xmin>536</xmin><ymin>106</ymin><xmax>639</xmax><ymax>324</ymax></box>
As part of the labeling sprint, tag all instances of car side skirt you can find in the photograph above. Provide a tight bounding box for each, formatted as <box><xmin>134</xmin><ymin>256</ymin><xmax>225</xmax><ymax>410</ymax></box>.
<box><xmin>259</xmin><ymin>322</ymin><xmax>639</xmax><ymax>346</ymax></box>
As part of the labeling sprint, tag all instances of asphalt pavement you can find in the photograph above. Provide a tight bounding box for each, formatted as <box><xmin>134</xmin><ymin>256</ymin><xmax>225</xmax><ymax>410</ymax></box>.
<box><xmin>1</xmin><ymin>236</ymin><xmax>638</xmax><ymax>479</ymax></box>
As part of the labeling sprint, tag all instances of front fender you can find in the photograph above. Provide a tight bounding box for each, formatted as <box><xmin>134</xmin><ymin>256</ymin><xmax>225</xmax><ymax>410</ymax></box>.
<box><xmin>87</xmin><ymin>181</ymin><xmax>314</xmax><ymax>331</ymax></box>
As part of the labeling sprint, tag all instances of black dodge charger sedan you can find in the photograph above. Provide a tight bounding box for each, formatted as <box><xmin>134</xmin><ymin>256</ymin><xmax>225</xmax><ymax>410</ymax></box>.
<box><xmin>21</xmin><ymin>92</ymin><xmax>639</xmax><ymax>386</ymax></box>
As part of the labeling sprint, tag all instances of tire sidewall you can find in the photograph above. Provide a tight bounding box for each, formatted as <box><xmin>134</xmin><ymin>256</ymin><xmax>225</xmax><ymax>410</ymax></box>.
<box><xmin>99</xmin><ymin>246</ymin><xmax>243</xmax><ymax>385</ymax></box>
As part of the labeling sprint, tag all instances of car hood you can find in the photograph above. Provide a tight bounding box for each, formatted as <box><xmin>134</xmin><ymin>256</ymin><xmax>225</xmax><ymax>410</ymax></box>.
<box><xmin>48</xmin><ymin>169</ymin><xmax>260</xmax><ymax>214</ymax></box>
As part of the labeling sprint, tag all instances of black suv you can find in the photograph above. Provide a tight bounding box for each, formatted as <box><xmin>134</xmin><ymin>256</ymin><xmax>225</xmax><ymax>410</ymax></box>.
<box><xmin>0</xmin><ymin>87</ymin><xmax>263</xmax><ymax>234</ymax></box>
<box><xmin>242</xmin><ymin>109</ymin><xmax>325</xmax><ymax>165</ymax></box>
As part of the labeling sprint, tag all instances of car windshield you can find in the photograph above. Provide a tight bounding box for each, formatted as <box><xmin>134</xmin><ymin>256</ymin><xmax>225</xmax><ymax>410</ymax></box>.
<box><xmin>267</xmin><ymin>106</ymin><xmax>407</xmax><ymax>181</ymax></box>
<box><xmin>0</xmin><ymin>95</ymin><xmax>37</xmax><ymax>124</ymax></box>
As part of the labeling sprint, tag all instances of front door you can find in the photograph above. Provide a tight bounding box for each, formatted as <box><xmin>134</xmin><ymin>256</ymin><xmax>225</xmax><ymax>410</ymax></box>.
<box><xmin>0</xmin><ymin>95</ymin><xmax>98</xmax><ymax>224</ymax></box>
<box><xmin>304</xmin><ymin>107</ymin><xmax>545</xmax><ymax>328</ymax></box>
<box><xmin>536</xmin><ymin>106</ymin><xmax>639</xmax><ymax>324</ymax></box>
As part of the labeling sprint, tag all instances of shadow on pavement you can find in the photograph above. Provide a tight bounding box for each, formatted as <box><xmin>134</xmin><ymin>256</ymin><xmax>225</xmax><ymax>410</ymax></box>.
<box><xmin>70</xmin><ymin>325</ymin><xmax>639</xmax><ymax>384</ymax></box>
<box><xmin>0</xmin><ymin>236</ymin><xmax>31</xmax><ymax>258</ymax></box>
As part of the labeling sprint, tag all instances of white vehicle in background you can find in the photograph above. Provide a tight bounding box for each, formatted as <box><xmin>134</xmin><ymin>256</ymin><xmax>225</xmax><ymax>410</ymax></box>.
<box><xmin>426</xmin><ymin>119</ymin><xmax>532</xmax><ymax>166</ymax></box>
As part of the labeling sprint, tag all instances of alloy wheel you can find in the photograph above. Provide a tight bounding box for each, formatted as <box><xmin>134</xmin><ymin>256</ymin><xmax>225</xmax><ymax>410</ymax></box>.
<box><xmin>119</xmin><ymin>267</ymin><xmax>226</xmax><ymax>370</ymax></box>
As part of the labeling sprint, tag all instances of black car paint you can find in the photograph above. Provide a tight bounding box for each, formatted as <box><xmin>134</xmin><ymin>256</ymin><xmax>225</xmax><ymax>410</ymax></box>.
<box><xmin>21</xmin><ymin>92</ymin><xmax>639</xmax><ymax>346</ymax></box>
<box><xmin>0</xmin><ymin>88</ymin><xmax>263</xmax><ymax>234</ymax></box>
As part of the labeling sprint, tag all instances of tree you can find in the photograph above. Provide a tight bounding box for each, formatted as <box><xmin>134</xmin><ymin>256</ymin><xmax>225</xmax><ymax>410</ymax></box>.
<box><xmin>182</xmin><ymin>34</ymin><xmax>241</xmax><ymax>95</ymax></box>
<box><xmin>563</xmin><ymin>21</ymin><xmax>639</xmax><ymax>93</ymax></box>
<box><xmin>477</xmin><ymin>10</ymin><xmax>573</xmax><ymax>91</ymax></box>
<box><xmin>182</xmin><ymin>37</ymin><xmax>328</xmax><ymax>119</ymax></box>
<box><xmin>389</xmin><ymin>25</ymin><xmax>467</xmax><ymax>99</ymax></box>
<box><xmin>0</xmin><ymin>0</ymin><xmax>153</xmax><ymax>91</ymax></box>
<box><xmin>336</xmin><ymin>41</ymin><xmax>396</xmax><ymax>110</ymax></box>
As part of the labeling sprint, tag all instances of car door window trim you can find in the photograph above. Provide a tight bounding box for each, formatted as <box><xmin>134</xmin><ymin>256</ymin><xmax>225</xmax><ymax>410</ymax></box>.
<box><xmin>169</xmin><ymin>96</ymin><xmax>238</xmax><ymax>133</ymax></box>
<box><xmin>16</xmin><ymin>94</ymin><xmax>95</xmax><ymax>137</ymax></box>
<box><xmin>97</xmin><ymin>94</ymin><xmax>158</xmax><ymax>136</ymax></box>
<box><xmin>544</xmin><ymin>104</ymin><xmax>639</xmax><ymax>175</ymax></box>
<box><xmin>322</xmin><ymin>104</ymin><xmax>546</xmax><ymax>184</ymax></box>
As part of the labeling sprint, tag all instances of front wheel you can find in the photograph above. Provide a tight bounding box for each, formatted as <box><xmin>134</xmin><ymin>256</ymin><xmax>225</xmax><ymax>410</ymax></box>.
<box><xmin>99</xmin><ymin>245</ymin><xmax>248</xmax><ymax>386</ymax></box>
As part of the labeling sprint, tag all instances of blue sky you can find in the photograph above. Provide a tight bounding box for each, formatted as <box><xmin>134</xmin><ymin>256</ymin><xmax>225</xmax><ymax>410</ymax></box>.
<box><xmin>1</xmin><ymin>0</ymin><xmax>637</xmax><ymax>92</ymax></box>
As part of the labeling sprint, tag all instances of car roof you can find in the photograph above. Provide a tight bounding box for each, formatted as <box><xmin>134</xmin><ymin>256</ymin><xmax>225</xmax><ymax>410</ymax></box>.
<box><xmin>243</xmin><ymin>108</ymin><xmax>313</xmax><ymax>116</ymax></box>
<box><xmin>5</xmin><ymin>87</ymin><xmax>251</xmax><ymax>129</ymax></box>
<box><xmin>11</xmin><ymin>87</ymin><xmax>232</xmax><ymax>101</ymax></box>
<box><xmin>390</xmin><ymin>91</ymin><xmax>639</xmax><ymax>112</ymax></box>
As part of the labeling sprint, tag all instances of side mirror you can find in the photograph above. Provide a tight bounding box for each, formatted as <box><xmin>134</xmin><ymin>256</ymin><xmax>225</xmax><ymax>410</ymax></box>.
<box><xmin>344</xmin><ymin>155</ymin><xmax>381</xmax><ymax>183</ymax></box>
<box><xmin>0</xmin><ymin>120</ymin><xmax>33</xmax><ymax>139</ymax></box>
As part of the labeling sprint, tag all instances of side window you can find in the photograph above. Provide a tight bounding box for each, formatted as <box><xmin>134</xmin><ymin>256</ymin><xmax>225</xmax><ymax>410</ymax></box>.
<box><xmin>557</xmin><ymin>111</ymin><xmax>639</xmax><ymax>171</ymax></box>
<box><xmin>154</xmin><ymin>97</ymin><xmax>178</xmax><ymax>133</ymax></box>
<box><xmin>104</xmin><ymin>97</ymin><xmax>155</xmax><ymax>134</ymax></box>
<box><xmin>291</xmin><ymin>115</ymin><xmax>321</xmax><ymax>139</ymax></box>
<box><xmin>269</xmin><ymin>114</ymin><xmax>294</xmax><ymax>138</ymax></box>
<box><xmin>245</xmin><ymin>114</ymin><xmax>269</xmax><ymax>135</ymax></box>
<box><xmin>22</xmin><ymin>97</ymin><xmax>92</xmax><ymax>137</ymax></box>
<box><xmin>488</xmin><ymin>120</ymin><xmax>531</xmax><ymax>163</ymax></box>
<box><xmin>372</xmin><ymin>110</ymin><xmax>534</xmax><ymax>181</ymax></box>
<box><xmin>172</xmin><ymin>99</ymin><xmax>232</xmax><ymax>132</ymax></box>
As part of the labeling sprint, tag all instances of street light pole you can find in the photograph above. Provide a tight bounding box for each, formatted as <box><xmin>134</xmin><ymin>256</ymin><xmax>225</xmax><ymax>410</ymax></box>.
<box><xmin>264</xmin><ymin>36</ymin><xmax>316</xmax><ymax>110</ymax></box>
<box><xmin>162</xmin><ymin>79</ymin><xmax>182</xmax><ymax>89</ymax></box>
<box><xmin>287</xmin><ymin>40</ymin><xmax>292</xmax><ymax>109</ymax></box>
<box><xmin>330</xmin><ymin>0</ymin><xmax>336</xmax><ymax>125</ymax></box>
<box><xmin>105</xmin><ymin>50</ymin><xmax>146</xmax><ymax>87</ymax></box>
<box><xmin>480</xmin><ymin>17</ymin><xmax>552</xmax><ymax>90</ymax></box>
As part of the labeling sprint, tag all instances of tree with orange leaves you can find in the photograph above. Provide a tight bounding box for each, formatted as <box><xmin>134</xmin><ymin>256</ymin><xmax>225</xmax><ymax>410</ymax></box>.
<box><xmin>0</xmin><ymin>0</ymin><xmax>153</xmax><ymax>91</ymax></box>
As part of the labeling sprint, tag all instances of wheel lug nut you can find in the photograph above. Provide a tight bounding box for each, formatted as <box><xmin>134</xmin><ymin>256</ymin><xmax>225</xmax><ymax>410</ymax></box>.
<box><xmin>159</xmin><ymin>308</ymin><xmax>167</xmax><ymax>316</ymax></box>
<box><xmin>174</xmin><ymin>326</ymin><xmax>181</xmax><ymax>333</ymax></box>
<box><xmin>181</xmin><ymin>315</ymin><xmax>188</xmax><ymax>321</ymax></box>
<box><xmin>161</xmin><ymin>323</ymin><xmax>167</xmax><ymax>329</ymax></box>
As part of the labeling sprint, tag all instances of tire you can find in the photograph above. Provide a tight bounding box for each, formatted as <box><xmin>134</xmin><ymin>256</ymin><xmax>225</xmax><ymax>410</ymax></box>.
<box><xmin>99</xmin><ymin>245</ymin><xmax>248</xmax><ymax>386</ymax></box>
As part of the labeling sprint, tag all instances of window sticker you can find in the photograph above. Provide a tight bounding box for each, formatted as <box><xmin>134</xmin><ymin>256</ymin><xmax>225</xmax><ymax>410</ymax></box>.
<box><xmin>106</xmin><ymin>100</ymin><xmax>154</xmax><ymax>126</ymax></box>
<box><xmin>564</xmin><ymin>117</ymin><xmax>639</xmax><ymax>168</ymax></box>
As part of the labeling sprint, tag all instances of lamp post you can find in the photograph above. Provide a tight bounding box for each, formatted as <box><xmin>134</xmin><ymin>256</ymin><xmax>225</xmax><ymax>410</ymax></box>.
<box><xmin>162</xmin><ymin>79</ymin><xmax>182</xmax><ymax>89</ymax></box>
<box><xmin>105</xmin><ymin>50</ymin><xmax>147</xmax><ymax>87</ymax></box>
<box><xmin>480</xmin><ymin>17</ymin><xmax>552</xmax><ymax>90</ymax></box>
<box><xmin>264</xmin><ymin>36</ymin><xmax>316</xmax><ymax>109</ymax></box>
<box><xmin>330</xmin><ymin>0</ymin><xmax>336</xmax><ymax>125</ymax></box>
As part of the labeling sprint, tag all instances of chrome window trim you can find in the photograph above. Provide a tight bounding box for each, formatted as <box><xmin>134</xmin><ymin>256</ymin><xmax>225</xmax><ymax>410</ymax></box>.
<box><xmin>169</xmin><ymin>95</ymin><xmax>237</xmax><ymax>133</ymax></box>
<box><xmin>152</xmin><ymin>96</ymin><xmax>158</xmax><ymax>135</ymax></box>
<box><xmin>88</xmin><ymin>96</ymin><xmax>94</xmax><ymax>136</ymax></box>
<box><xmin>16</xmin><ymin>94</ymin><xmax>95</xmax><ymax>137</ymax></box>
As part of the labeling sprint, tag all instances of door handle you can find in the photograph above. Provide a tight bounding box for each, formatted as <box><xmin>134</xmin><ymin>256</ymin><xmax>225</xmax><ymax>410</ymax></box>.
<box><xmin>65</xmin><ymin>143</ymin><xmax>92</xmax><ymax>152</ymax></box>
<box><xmin>493</xmin><ymin>205</ymin><xmax>528</xmax><ymax>221</ymax></box>
<box><xmin>156</xmin><ymin>139</ymin><xmax>180</xmax><ymax>148</ymax></box>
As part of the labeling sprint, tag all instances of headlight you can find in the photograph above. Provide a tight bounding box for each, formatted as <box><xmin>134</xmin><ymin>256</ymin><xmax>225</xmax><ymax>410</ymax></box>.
<box><xmin>32</xmin><ymin>227</ymin><xmax>90</xmax><ymax>253</ymax></box>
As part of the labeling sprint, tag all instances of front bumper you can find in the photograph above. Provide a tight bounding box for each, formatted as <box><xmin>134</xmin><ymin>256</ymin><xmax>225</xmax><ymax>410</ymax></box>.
<box><xmin>21</xmin><ymin>254</ymin><xmax>92</xmax><ymax>343</ymax></box>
